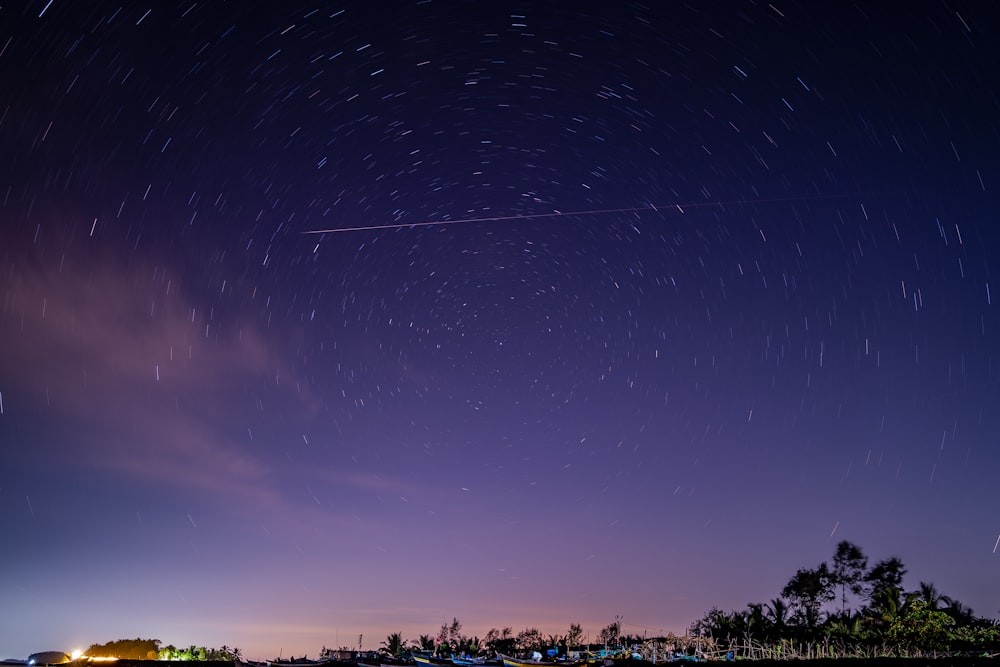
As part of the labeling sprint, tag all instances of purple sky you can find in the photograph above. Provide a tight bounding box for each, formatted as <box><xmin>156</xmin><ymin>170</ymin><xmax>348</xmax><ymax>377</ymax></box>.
<box><xmin>2</xmin><ymin>0</ymin><xmax>998</xmax><ymax>661</ymax></box>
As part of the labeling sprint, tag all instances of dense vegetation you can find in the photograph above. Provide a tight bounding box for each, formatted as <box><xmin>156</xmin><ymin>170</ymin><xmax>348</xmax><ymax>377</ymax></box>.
<box><xmin>321</xmin><ymin>619</ymin><xmax>616</xmax><ymax>660</ymax></box>
<box><xmin>85</xmin><ymin>639</ymin><xmax>241</xmax><ymax>661</ymax></box>
<box><xmin>362</xmin><ymin>544</ymin><xmax>998</xmax><ymax>661</ymax></box>
<box><xmin>85</xmin><ymin>639</ymin><xmax>161</xmax><ymax>660</ymax></box>
<box><xmin>686</xmin><ymin>541</ymin><xmax>1000</xmax><ymax>657</ymax></box>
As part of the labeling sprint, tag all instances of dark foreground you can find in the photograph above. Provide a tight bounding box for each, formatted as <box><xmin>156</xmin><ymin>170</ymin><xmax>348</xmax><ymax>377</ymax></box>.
<box><xmin>79</xmin><ymin>658</ymin><xmax>1000</xmax><ymax>667</ymax></box>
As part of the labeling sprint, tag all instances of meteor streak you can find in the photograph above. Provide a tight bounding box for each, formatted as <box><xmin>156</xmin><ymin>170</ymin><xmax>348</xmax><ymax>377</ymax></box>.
<box><xmin>302</xmin><ymin>203</ymin><xmax>672</xmax><ymax>235</ymax></box>
<box><xmin>300</xmin><ymin>189</ymin><xmax>915</xmax><ymax>235</ymax></box>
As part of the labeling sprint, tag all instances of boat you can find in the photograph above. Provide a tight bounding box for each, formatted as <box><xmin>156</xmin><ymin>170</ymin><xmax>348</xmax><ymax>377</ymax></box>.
<box><xmin>498</xmin><ymin>655</ymin><xmax>588</xmax><ymax>667</ymax></box>
<box><xmin>256</xmin><ymin>660</ymin><xmax>351</xmax><ymax>667</ymax></box>
<box><xmin>449</xmin><ymin>657</ymin><xmax>501</xmax><ymax>667</ymax></box>
<box><xmin>414</xmin><ymin>655</ymin><xmax>501</xmax><ymax>667</ymax></box>
<box><xmin>413</xmin><ymin>657</ymin><xmax>452</xmax><ymax>667</ymax></box>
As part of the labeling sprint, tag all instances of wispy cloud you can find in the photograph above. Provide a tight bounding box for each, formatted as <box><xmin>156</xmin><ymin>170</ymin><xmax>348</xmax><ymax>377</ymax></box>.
<box><xmin>0</xmin><ymin>255</ymin><xmax>298</xmax><ymax>506</ymax></box>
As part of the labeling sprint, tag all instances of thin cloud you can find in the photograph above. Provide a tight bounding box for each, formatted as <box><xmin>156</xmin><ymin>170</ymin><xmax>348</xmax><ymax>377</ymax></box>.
<box><xmin>0</xmin><ymin>255</ymin><xmax>299</xmax><ymax>507</ymax></box>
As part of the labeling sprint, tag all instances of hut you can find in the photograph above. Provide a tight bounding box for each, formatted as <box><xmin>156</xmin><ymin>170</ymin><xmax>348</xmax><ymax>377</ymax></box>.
<box><xmin>28</xmin><ymin>653</ymin><xmax>71</xmax><ymax>666</ymax></box>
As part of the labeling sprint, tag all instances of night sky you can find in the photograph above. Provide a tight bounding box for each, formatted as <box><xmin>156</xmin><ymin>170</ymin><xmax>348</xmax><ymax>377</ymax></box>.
<box><xmin>2</xmin><ymin>0</ymin><xmax>998</xmax><ymax>660</ymax></box>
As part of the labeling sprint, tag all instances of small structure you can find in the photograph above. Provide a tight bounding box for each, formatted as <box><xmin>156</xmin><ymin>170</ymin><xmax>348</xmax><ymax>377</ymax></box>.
<box><xmin>28</xmin><ymin>653</ymin><xmax>71</xmax><ymax>666</ymax></box>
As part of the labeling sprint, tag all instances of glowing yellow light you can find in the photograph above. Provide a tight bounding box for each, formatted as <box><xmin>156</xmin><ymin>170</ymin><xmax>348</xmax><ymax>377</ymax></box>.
<box><xmin>71</xmin><ymin>651</ymin><xmax>83</xmax><ymax>661</ymax></box>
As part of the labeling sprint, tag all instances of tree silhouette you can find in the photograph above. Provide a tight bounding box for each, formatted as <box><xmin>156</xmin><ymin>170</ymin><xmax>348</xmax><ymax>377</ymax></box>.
<box><xmin>831</xmin><ymin>541</ymin><xmax>868</xmax><ymax>614</ymax></box>
<box><xmin>781</xmin><ymin>563</ymin><xmax>835</xmax><ymax>630</ymax></box>
<box><xmin>87</xmin><ymin>639</ymin><xmax>161</xmax><ymax>660</ymax></box>
<box><xmin>565</xmin><ymin>624</ymin><xmax>583</xmax><ymax>651</ymax></box>
<box><xmin>436</xmin><ymin>618</ymin><xmax>464</xmax><ymax>655</ymax></box>
<box><xmin>865</xmin><ymin>556</ymin><xmax>906</xmax><ymax>611</ymax></box>
<box><xmin>764</xmin><ymin>597</ymin><xmax>790</xmax><ymax>638</ymax></box>
<box><xmin>381</xmin><ymin>633</ymin><xmax>405</xmax><ymax>658</ymax></box>
<box><xmin>597</xmin><ymin>615</ymin><xmax>622</xmax><ymax>646</ymax></box>
<box><xmin>515</xmin><ymin>628</ymin><xmax>543</xmax><ymax>653</ymax></box>
<box><xmin>911</xmin><ymin>581</ymin><xmax>952</xmax><ymax>611</ymax></box>
<box><xmin>944</xmin><ymin>599</ymin><xmax>976</xmax><ymax>625</ymax></box>
<box><xmin>683</xmin><ymin>541</ymin><xmax>999</xmax><ymax>656</ymax></box>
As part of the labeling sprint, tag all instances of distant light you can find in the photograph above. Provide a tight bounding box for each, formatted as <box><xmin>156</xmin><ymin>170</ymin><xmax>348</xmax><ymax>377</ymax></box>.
<box><xmin>71</xmin><ymin>651</ymin><xmax>83</xmax><ymax>661</ymax></box>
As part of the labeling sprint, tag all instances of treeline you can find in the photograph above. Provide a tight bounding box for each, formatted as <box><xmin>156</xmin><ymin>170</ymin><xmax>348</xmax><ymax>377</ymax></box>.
<box><xmin>687</xmin><ymin>541</ymin><xmax>1000</xmax><ymax>657</ymax></box>
<box><xmin>158</xmin><ymin>645</ymin><xmax>242</xmax><ymax>662</ymax></box>
<box><xmin>346</xmin><ymin>617</ymin><xmax>647</xmax><ymax>660</ymax></box>
<box><xmin>86</xmin><ymin>640</ymin><xmax>160</xmax><ymax>661</ymax></box>
<box><xmin>85</xmin><ymin>639</ymin><xmax>242</xmax><ymax>661</ymax></box>
<box><xmin>365</xmin><ymin>544</ymin><xmax>999</xmax><ymax>661</ymax></box>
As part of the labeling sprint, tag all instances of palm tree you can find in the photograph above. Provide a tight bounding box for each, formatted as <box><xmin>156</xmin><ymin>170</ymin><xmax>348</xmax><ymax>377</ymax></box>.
<box><xmin>459</xmin><ymin>636</ymin><xmax>482</xmax><ymax>656</ymax></box>
<box><xmin>911</xmin><ymin>581</ymin><xmax>953</xmax><ymax>611</ymax></box>
<box><xmin>745</xmin><ymin>603</ymin><xmax>766</xmax><ymax>641</ymax></box>
<box><xmin>765</xmin><ymin>597</ymin><xmax>790</xmax><ymax>639</ymax></box>
<box><xmin>485</xmin><ymin>627</ymin><xmax>515</xmax><ymax>656</ymax></box>
<box><xmin>871</xmin><ymin>585</ymin><xmax>904</xmax><ymax>626</ymax></box>
<box><xmin>944</xmin><ymin>599</ymin><xmax>976</xmax><ymax>625</ymax></box>
<box><xmin>826</xmin><ymin>612</ymin><xmax>865</xmax><ymax>644</ymax></box>
<box><xmin>381</xmin><ymin>634</ymin><xmax>405</xmax><ymax>659</ymax></box>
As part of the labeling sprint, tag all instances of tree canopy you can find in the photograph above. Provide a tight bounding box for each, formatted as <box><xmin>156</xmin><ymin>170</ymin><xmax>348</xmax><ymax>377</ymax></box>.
<box><xmin>86</xmin><ymin>639</ymin><xmax>161</xmax><ymax>660</ymax></box>
<box><xmin>688</xmin><ymin>540</ymin><xmax>1000</xmax><ymax>657</ymax></box>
